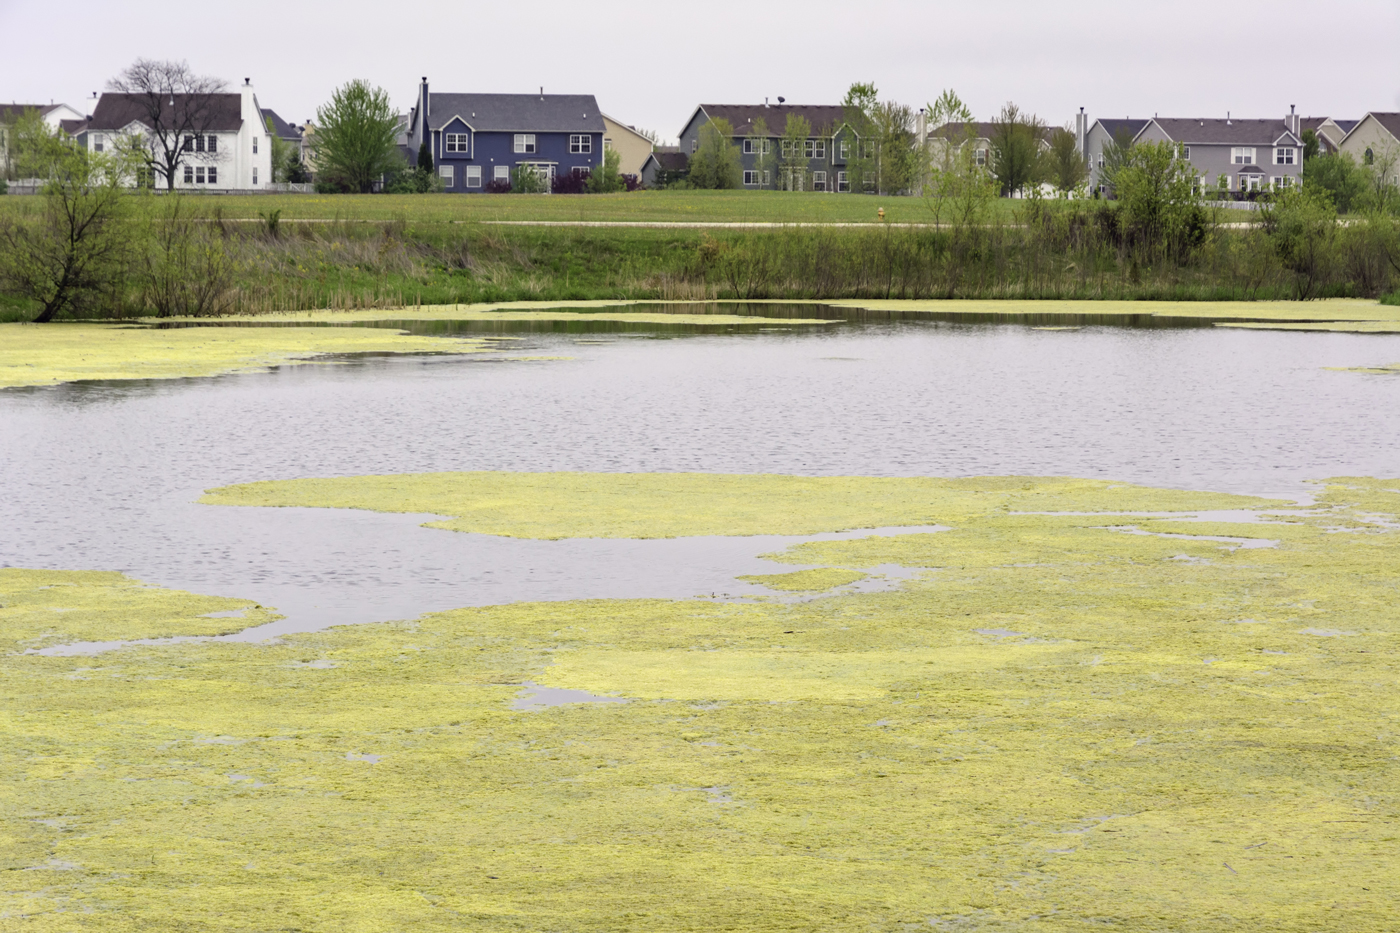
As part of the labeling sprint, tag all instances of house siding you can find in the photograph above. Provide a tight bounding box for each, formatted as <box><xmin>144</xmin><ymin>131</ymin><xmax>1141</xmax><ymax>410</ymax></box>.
<box><xmin>431</xmin><ymin>119</ymin><xmax>601</xmax><ymax>191</ymax></box>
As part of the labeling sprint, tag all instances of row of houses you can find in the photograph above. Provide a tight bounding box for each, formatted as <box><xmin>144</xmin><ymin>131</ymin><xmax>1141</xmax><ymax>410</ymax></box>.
<box><xmin>5</xmin><ymin>77</ymin><xmax>1400</xmax><ymax>196</ymax></box>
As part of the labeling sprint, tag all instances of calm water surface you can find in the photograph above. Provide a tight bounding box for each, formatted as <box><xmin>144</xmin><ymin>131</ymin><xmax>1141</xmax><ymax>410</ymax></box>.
<box><xmin>4</xmin><ymin>314</ymin><xmax>1400</xmax><ymax>637</ymax></box>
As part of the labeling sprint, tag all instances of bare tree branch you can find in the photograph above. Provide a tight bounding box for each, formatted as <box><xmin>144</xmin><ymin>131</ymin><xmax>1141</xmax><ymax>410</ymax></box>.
<box><xmin>106</xmin><ymin>59</ymin><xmax>228</xmax><ymax>190</ymax></box>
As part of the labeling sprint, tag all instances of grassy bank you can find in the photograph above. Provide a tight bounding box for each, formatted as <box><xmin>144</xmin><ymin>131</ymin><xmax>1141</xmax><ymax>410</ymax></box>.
<box><xmin>5</xmin><ymin>472</ymin><xmax>1398</xmax><ymax>930</ymax></box>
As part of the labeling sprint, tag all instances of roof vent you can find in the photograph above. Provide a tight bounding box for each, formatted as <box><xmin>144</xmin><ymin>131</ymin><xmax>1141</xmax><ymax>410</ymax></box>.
<box><xmin>244</xmin><ymin>78</ymin><xmax>250</xmax><ymax>85</ymax></box>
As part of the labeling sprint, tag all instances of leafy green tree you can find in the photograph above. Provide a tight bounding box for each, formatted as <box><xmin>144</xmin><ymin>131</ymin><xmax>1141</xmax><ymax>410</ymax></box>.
<box><xmin>417</xmin><ymin>142</ymin><xmax>433</xmax><ymax>173</ymax></box>
<box><xmin>688</xmin><ymin>118</ymin><xmax>741</xmax><ymax>189</ymax></box>
<box><xmin>1046</xmin><ymin>125</ymin><xmax>1087</xmax><ymax>195</ymax></box>
<box><xmin>1306</xmin><ymin>152</ymin><xmax>1367</xmax><ymax>214</ymax></box>
<box><xmin>509</xmin><ymin>165</ymin><xmax>549</xmax><ymax>194</ymax></box>
<box><xmin>1099</xmin><ymin>126</ymin><xmax>1137</xmax><ymax>193</ymax></box>
<box><xmin>869</xmin><ymin>100</ymin><xmax>919</xmax><ymax>195</ymax></box>
<box><xmin>841</xmin><ymin>82</ymin><xmax>879</xmax><ymax>194</ymax></box>
<box><xmin>749</xmin><ymin>116</ymin><xmax>775</xmax><ymax>189</ymax></box>
<box><xmin>1301</xmin><ymin>129</ymin><xmax>1320</xmax><ymax>162</ymax></box>
<box><xmin>924</xmin><ymin>89</ymin><xmax>995</xmax><ymax>226</ymax></box>
<box><xmin>989</xmin><ymin>102</ymin><xmax>1046</xmax><ymax>197</ymax></box>
<box><xmin>1115</xmin><ymin>141</ymin><xmax>1208</xmax><ymax>260</ymax></box>
<box><xmin>0</xmin><ymin>112</ymin><xmax>137</xmax><ymax>321</ymax></box>
<box><xmin>779</xmin><ymin>113</ymin><xmax>812</xmax><ymax>191</ymax></box>
<box><xmin>587</xmin><ymin>147</ymin><xmax>626</xmax><ymax>193</ymax></box>
<box><xmin>1260</xmin><ymin>184</ymin><xmax>1337</xmax><ymax>298</ymax></box>
<box><xmin>311</xmin><ymin>80</ymin><xmax>402</xmax><ymax>194</ymax></box>
<box><xmin>265</xmin><ymin>116</ymin><xmax>299</xmax><ymax>183</ymax></box>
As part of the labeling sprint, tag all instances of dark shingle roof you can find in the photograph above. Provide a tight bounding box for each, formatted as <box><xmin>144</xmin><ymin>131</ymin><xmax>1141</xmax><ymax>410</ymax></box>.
<box><xmin>647</xmin><ymin>150</ymin><xmax>689</xmax><ymax>172</ymax></box>
<box><xmin>427</xmin><ymin>93</ymin><xmax>603</xmax><ymax>133</ymax></box>
<box><xmin>1</xmin><ymin>104</ymin><xmax>52</xmax><ymax>123</ymax></box>
<box><xmin>699</xmin><ymin>104</ymin><xmax>848</xmax><ymax>136</ymax></box>
<box><xmin>59</xmin><ymin>119</ymin><xmax>88</xmax><ymax>135</ymax></box>
<box><xmin>1358</xmin><ymin>113</ymin><xmax>1400</xmax><ymax>142</ymax></box>
<box><xmin>88</xmin><ymin>93</ymin><xmax>244</xmax><ymax>132</ymax></box>
<box><xmin>1093</xmin><ymin>118</ymin><xmax>1150</xmax><ymax>141</ymax></box>
<box><xmin>261</xmin><ymin>108</ymin><xmax>300</xmax><ymax>141</ymax></box>
<box><xmin>1151</xmin><ymin>118</ymin><xmax>1296</xmax><ymax>145</ymax></box>
<box><xmin>931</xmin><ymin>121</ymin><xmax>1053</xmax><ymax>142</ymax></box>
<box><xmin>1334</xmin><ymin>119</ymin><xmax>1359</xmax><ymax>134</ymax></box>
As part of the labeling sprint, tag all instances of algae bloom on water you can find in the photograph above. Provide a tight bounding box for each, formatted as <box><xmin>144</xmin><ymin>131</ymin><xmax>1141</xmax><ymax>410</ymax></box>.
<box><xmin>5</xmin><ymin>473</ymin><xmax>1399</xmax><ymax>931</ymax></box>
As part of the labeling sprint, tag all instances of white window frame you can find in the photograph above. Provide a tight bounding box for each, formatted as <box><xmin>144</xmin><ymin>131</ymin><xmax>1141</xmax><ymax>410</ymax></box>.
<box><xmin>837</xmin><ymin>170</ymin><xmax>850</xmax><ymax>192</ymax></box>
<box><xmin>743</xmin><ymin>169</ymin><xmax>761</xmax><ymax>186</ymax></box>
<box><xmin>253</xmin><ymin>167</ymin><xmax>258</xmax><ymax>185</ymax></box>
<box><xmin>92</xmin><ymin>134</ymin><xmax>104</xmax><ymax>153</ymax></box>
<box><xmin>439</xmin><ymin>165</ymin><xmax>454</xmax><ymax>186</ymax></box>
<box><xmin>763</xmin><ymin>170</ymin><xmax>771</xmax><ymax>185</ymax></box>
<box><xmin>781</xmin><ymin>140</ymin><xmax>795</xmax><ymax>159</ymax></box>
<box><xmin>803</xmin><ymin>138</ymin><xmax>826</xmax><ymax>159</ymax></box>
<box><xmin>445</xmin><ymin>133</ymin><xmax>469</xmax><ymax>153</ymax></box>
<box><xmin>183</xmin><ymin>165</ymin><xmax>193</xmax><ymax>183</ymax></box>
<box><xmin>743</xmin><ymin>138</ymin><xmax>770</xmax><ymax>155</ymax></box>
<box><xmin>839</xmin><ymin>139</ymin><xmax>850</xmax><ymax>159</ymax></box>
<box><xmin>253</xmin><ymin>136</ymin><xmax>258</xmax><ymax>154</ymax></box>
<box><xmin>569</xmin><ymin>134</ymin><xmax>592</xmax><ymax>154</ymax></box>
<box><xmin>691</xmin><ymin>139</ymin><xmax>698</xmax><ymax>153</ymax></box>
<box><xmin>513</xmin><ymin>134</ymin><xmax>536</xmax><ymax>154</ymax></box>
<box><xmin>465</xmin><ymin>165</ymin><xmax>482</xmax><ymax>188</ymax></box>
<box><xmin>494</xmin><ymin>165</ymin><xmax>510</xmax><ymax>181</ymax></box>
<box><xmin>1181</xmin><ymin>145</ymin><xmax>1190</xmax><ymax>160</ymax></box>
<box><xmin>975</xmin><ymin>148</ymin><xmax>988</xmax><ymax>166</ymax></box>
<box><xmin>812</xmin><ymin>170</ymin><xmax>828</xmax><ymax>191</ymax></box>
<box><xmin>1274</xmin><ymin>147</ymin><xmax>1295</xmax><ymax>165</ymax></box>
<box><xmin>1232</xmin><ymin>147</ymin><xmax>1256</xmax><ymax>165</ymax></box>
<box><xmin>195</xmin><ymin>166</ymin><xmax>205</xmax><ymax>184</ymax></box>
<box><xmin>1096</xmin><ymin>151</ymin><xmax>1104</xmax><ymax>168</ymax></box>
<box><xmin>207</xmin><ymin>135</ymin><xmax>217</xmax><ymax>154</ymax></box>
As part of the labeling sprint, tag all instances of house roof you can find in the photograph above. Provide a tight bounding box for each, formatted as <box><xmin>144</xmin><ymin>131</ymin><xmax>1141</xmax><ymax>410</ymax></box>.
<box><xmin>697</xmin><ymin>104</ymin><xmax>849</xmax><ymax>136</ymax></box>
<box><xmin>1333</xmin><ymin>119</ymin><xmax>1359</xmax><ymax>135</ymax></box>
<box><xmin>59</xmin><ymin>118</ymin><xmax>88</xmax><ymax>135</ymax></box>
<box><xmin>1091</xmin><ymin>118</ymin><xmax>1150</xmax><ymax>141</ymax></box>
<box><xmin>645</xmin><ymin>150</ymin><xmax>689</xmax><ymax>172</ymax></box>
<box><xmin>427</xmin><ymin>93</ymin><xmax>604</xmax><ymax>133</ymax></box>
<box><xmin>1149</xmin><ymin>118</ymin><xmax>1298</xmax><ymax>145</ymax></box>
<box><xmin>88</xmin><ymin>93</ymin><xmax>245</xmax><ymax>132</ymax></box>
<box><xmin>261</xmin><ymin>108</ymin><xmax>300</xmax><ymax>141</ymax></box>
<box><xmin>1</xmin><ymin>103</ymin><xmax>56</xmax><ymax>123</ymax></box>
<box><xmin>1351</xmin><ymin>112</ymin><xmax>1400</xmax><ymax>143</ymax></box>
<box><xmin>931</xmin><ymin>121</ymin><xmax>1053</xmax><ymax>142</ymax></box>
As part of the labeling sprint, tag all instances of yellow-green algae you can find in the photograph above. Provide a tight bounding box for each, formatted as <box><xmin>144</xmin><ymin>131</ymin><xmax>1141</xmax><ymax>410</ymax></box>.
<box><xmin>737</xmin><ymin>567</ymin><xmax>868</xmax><ymax>592</ymax></box>
<box><xmin>0</xmin><ymin>323</ymin><xmax>499</xmax><ymax>389</ymax></box>
<box><xmin>201</xmin><ymin>471</ymin><xmax>1277</xmax><ymax>539</ymax></box>
<box><xmin>0</xmin><ymin>569</ymin><xmax>279</xmax><ymax>652</ymax></box>
<box><xmin>4</xmin><ymin>475</ymin><xmax>1399</xmax><ymax>931</ymax></box>
<box><xmin>828</xmin><ymin>297</ymin><xmax>1400</xmax><ymax>332</ymax></box>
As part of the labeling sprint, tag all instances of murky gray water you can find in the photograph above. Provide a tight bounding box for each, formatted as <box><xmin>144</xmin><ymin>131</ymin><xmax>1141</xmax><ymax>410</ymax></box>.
<box><xmin>4</xmin><ymin>309</ymin><xmax>1400</xmax><ymax>642</ymax></box>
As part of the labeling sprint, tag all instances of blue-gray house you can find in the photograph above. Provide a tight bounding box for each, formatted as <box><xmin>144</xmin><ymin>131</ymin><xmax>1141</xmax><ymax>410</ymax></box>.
<box><xmin>404</xmin><ymin>79</ymin><xmax>605</xmax><ymax>192</ymax></box>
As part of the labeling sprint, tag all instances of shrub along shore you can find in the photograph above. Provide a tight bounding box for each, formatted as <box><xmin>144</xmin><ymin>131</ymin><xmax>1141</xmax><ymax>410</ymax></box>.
<box><xmin>2</xmin><ymin>191</ymin><xmax>1399</xmax><ymax>322</ymax></box>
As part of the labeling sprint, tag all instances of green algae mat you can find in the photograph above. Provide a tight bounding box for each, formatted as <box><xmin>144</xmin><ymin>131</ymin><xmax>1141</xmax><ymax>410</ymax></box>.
<box><xmin>4</xmin><ymin>473</ymin><xmax>1399</xmax><ymax>931</ymax></box>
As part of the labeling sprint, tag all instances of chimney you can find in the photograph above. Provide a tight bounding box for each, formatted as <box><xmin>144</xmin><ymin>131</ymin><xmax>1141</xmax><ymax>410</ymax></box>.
<box><xmin>1076</xmin><ymin>107</ymin><xmax>1086</xmax><ymax>156</ymax></box>
<box><xmin>1289</xmin><ymin>103</ymin><xmax>1297</xmax><ymax>135</ymax></box>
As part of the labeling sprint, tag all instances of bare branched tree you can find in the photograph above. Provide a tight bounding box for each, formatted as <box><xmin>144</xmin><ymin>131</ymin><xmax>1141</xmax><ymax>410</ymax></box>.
<box><xmin>106</xmin><ymin>59</ymin><xmax>228</xmax><ymax>190</ymax></box>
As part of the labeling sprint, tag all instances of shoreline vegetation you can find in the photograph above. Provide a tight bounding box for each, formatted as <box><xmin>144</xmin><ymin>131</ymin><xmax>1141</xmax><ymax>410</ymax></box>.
<box><xmin>6</xmin><ymin>471</ymin><xmax>1398</xmax><ymax>930</ymax></box>
<box><xmin>3</xmin><ymin>190</ymin><xmax>1399</xmax><ymax>324</ymax></box>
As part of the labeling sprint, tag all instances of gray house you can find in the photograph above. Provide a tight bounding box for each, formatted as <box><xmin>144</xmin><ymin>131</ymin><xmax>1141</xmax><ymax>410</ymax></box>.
<box><xmin>1083</xmin><ymin>118</ymin><xmax>1149</xmax><ymax>190</ymax></box>
<box><xmin>1139</xmin><ymin>113</ymin><xmax>1304</xmax><ymax>194</ymax></box>
<box><xmin>678</xmin><ymin>103</ymin><xmax>856</xmax><ymax>191</ymax></box>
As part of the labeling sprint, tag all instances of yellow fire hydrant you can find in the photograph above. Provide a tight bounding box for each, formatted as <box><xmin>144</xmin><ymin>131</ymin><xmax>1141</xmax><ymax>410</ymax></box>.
<box><xmin>878</xmin><ymin>207</ymin><xmax>886</xmax><ymax>221</ymax></box>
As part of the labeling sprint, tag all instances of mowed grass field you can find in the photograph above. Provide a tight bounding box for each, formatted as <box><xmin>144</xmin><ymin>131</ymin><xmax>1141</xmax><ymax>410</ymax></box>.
<box><xmin>0</xmin><ymin>189</ymin><xmax>1258</xmax><ymax>226</ymax></box>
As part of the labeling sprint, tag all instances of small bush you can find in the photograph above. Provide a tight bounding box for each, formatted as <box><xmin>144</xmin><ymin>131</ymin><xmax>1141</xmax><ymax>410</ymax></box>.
<box><xmin>510</xmin><ymin>166</ymin><xmax>549</xmax><ymax>194</ymax></box>
<box><xmin>552</xmin><ymin>171</ymin><xmax>589</xmax><ymax>195</ymax></box>
<box><xmin>484</xmin><ymin>179</ymin><xmax>511</xmax><ymax>194</ymax></box>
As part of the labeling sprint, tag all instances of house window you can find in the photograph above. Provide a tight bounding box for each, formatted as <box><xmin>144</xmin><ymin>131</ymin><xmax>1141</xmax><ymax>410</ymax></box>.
<box><xmin>743</xmin><ymin>138</ymin><xmax>769</xmax><ymax>155</ymax></box>
<box><xmin>207</xmin><ymin>166</ymin><xmax>217</xmax><ymax>184</ymax></box>
<box><xmin>569</xmin><ymin>135</ymin><xmax>592</xmax><ymax>154</ymax></box>
<box><xmin>194</xmin><ymin>166</ymin><xmax>205</xmax><ymax>183</ymax></box>
<box><xmin>253</xmin><ymin>167</ymin><xmax>258</xmax><ymax>185</ymax></box>
<box><xmin>837</xmin><ymin>171</ymin><xmax>850</xmax><ymax>192</ymax></box>
<box><xmin>253</xmin><ymin>137</ymin><xmax>258</xmax><ymax>154</ymax></box>
<box><xmin>691</xmin><ymin>139</ymin><xmax>697</xmax><ymax>153</ymax></box>
<box><xmin>743</xmin><ymin>170</ymin><xmax>761</xmax><ymax>186</ymax></box>
<box><xmin>812</xmin><ymin>170</ymin><xmax>827</xmax><ymax>191</ymax></box>
<box><xmin>1232</xmin><ymin>147</ymin><xmax>1256</xmax><ymax>164</ymax></box>
<box><xmin>839</xmin><ymin>139</ymin><xmax>850</xmax><ymax>159</ymax></box>
<box><xmin>571</xmin><ymin>166</ymin><xmax>591</xmax><ymax>177</ymax></box>
<box><xmin>92</xmin><ymin>135</ymin><xmax>104</xmax><ymax>153</ymax></box>
<box><xmin>804</xmin><ymin>139</ymin><xmax>826</xmax><ymax>159</ymax></box>
<box><xmin>1181</xmin><ymin>145</ymin><xmax>1190</xmax><ymax>159</ymax></box>
<box><xmin>183</xmin><ymin>135</ymin><xmax>194</xmax><ymax>152</ymax></box>
<box><xmin>445</xmin><ymin>133</ymin><xmax>469</xmax><ymax>153</ymax></box>
<box><xmin>862</xmin><ymin>171</ymin><xmax>875</xmax><ymax>190</ymax></box>
<box><xmin>974</xmin><ymin>148</ymin><xmax>988</xmax><ymax>166</ymax></box>
<box><xmin>781</xmin><ymin>140</ymin><xmax>795</xmax><ymax>159</ymax></box>
<box><xmin>494</xmin><ymin>165</ymin><xmax>510</xmax><ymax>181</ymax></box>
<box><xmin>763</xmin><ymin>171</ymin><xmax>771</xmax><ymax>185</ymax></box>
<box><xmin>1274</xmin><ymin>147</ymin><xmax>1295</xmax><ymax>165</ymax></box>
<box><xmin>1364</xmin><ymin>148</ymin><xmax>1374</xmax><ymax>165</ymax></box>
<box><xmin>184</xmin><ymin>165</ymin><xmax>193</xmax><ymax>183</ymax></box>
<box><xmin>1096</xmin><ymin>151</ymin><xmax>1104</xmax><ymax>168</ymax></box>
<box><xmin>440</xmin><ymin>165</ymin><xmax>454</xmax><ymax>186</ymax></box>
<box><xmin>208</xmin><ymin>136</ymin><xmax>217</xmax><ymax>154</ymax></box>
<box><xmin>513</xmin><ymin>134</ymin><xmax>536</xmax><ymax>154</ymax></box>
<box><xmin>465</xmin><ymin>165</ymin><xmax>482</xmax><ymax>188</ymax></box>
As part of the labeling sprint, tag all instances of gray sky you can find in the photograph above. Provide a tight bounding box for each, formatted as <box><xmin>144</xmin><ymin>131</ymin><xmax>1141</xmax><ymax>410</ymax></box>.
<box><xmin>3</xmin><ymin>0</ymin><xmax>1398</xmax><ymax>142</ymax></box>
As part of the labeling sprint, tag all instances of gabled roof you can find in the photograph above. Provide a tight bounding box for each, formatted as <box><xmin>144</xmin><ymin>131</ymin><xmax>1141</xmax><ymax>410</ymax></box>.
<box><xmin>1333</xmin><ymin>119</ymin><xmax>1359</xmax><ymax>135</ymax></box>
<box><xmin>1</xmin><ymin>104</ymin><xmax>53</xmax><ymax>123</ymax></box>
<box><xmin>600</xmin><ymin>113</ymin><xmax>654</xmax><ymax>146</ymax></box>
<box><xmin>695</xmin><ymin>104</ymin><xmax>849</xmax><ymax>137</ymax></box>
<box><xmin>261</xmin><ymin>108</ymin><xmax>300</xmax><ymax>141</ymax></box>
<box><xmin>1346</xmin><ymin>112</ymin><xmax>1400</xmax><ymax>144</ymax></box>
<box><xmin>88</xmin><ymin>93</ymin><xmax>245</xmax><ymax>132</ymax></box>
<box><xmin>1149</xmin><ymin>118</ymin><xmax>1298</xmax><ymax>146</ymax></box>
<box><xmin>59</xmin><ymin>119</ymin><xmax>88</xmax><ymax>136</ymax></box>
<box><xmin>1089</xmin><ymin>118</ymin><xmax>1150</xmax><ymax>141</ymax></box>
<box><xmin>427</xmin><ymin>93</ymin><xmax>604</xmax><ymax>133</ymax></box>
<box><xmin>644</xmin><ymin>150</ymin><xmax>689</xmax><ymax>172</ymax></box>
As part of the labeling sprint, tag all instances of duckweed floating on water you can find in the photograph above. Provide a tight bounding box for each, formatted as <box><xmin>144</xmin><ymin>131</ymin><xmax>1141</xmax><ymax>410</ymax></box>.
<box><xmin>3</xmin><ymin>473</ymin><xmax>1398</xmax><ymax>931</ymax></box>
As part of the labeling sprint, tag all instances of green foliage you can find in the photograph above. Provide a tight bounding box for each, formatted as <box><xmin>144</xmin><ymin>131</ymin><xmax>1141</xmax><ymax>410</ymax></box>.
<box><xmin>135</xmin><ymin>196</ymin><xmax>234</xmax><ymax>317</ymax></box>
<box><xmin>0</xmin><ymin>117</ymin><xmax>136</xmax><ymax>322</ymax></box>
<box><xmin>989</xmin><ymin>102</ymin><xmax>1046</xmax><ymax>197</ymax></box>
<box><xmin>586</xmin><ymin>148</ymin><xmax>626</xmax><ymax>193</ymax></box>
<box><xmin>1100</xmin><ymin>126</ymin><xmax>1137</xmax><ymax>192</ymax></box>
<box><xmin>265</xmin><ymin>117</ymin><xmax>299</xmax><ymax>184</ymax></box>
<box><xmin>779</xmin><ymin>113</ymin><xmax>813</xmax><ymax>191</ymax></box>
<box><xmin>1114</xmin><ymin>141</ymin><xmax>1208</xmax><ymax>261</ymax></box>
<box><xmin>510</xmin><ymin>165</ymin><xmax>549</xmax><ymax>194</ymax></box>
<box><xmin>1047</xmin><ymin>125</ymin><xmax>1087</xmax><ymax>195</ymax></box>
<box><xmin>1259</xmin><ymin>184</ymin><xmax>1337</xmax><ymax>299</ymax></box>
<box><xmin>384</xmin><ymin>166</ymin><xmax>442</xmax><ymax>195</ymax></box>
<box><xmin>1301</xmin><ymin>128</ymin><xmax>1320</xmax><ymax>162</ymax></box>
<box><xmin>1306</xmin><ymin>152</ymin><xmax>1368</xmax><ymax>214</ymax></box>
<box><xmin>311</xmin><ymin>79</ymin><xmax>403</xmax><ymax>194</ymax></box>
<box><xmin>749</xmin><ymin>116</ymin><xmax>774</xmax><ymax>188</ymax></box>
<box><xmin>688</xmin><ymin>118</ymin><xmax>741</xmax><ymax>190</ymax></box>
<box><xmin>0</xmin><ymin>177</ymin><xmax>7</xmax><ymax>195</ymax></box>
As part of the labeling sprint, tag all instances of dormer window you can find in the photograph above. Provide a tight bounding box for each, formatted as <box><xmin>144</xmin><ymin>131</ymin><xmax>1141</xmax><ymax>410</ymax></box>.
<box><xmin>445</xmin><ymin>133</ymin><xmax>469</xmax><ymax>153</ymax></box>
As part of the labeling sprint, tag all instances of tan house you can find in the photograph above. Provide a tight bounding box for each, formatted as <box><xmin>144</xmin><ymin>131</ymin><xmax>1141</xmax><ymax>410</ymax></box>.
<box><xmin>1339</xmin><ymin>112</ymin><xmax>1400</xmax><ymax>185</ymax></box>
<box><xmin>601</xmin><ymin>113</ymin><xmax>653</xmax><ymax>177</ymax></box>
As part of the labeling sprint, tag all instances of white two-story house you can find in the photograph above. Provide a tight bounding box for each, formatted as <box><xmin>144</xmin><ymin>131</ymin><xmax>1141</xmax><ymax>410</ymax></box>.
<box><xmin>81</xmin><ymin>79</ymin><xmax>272</xmax><ymax>191</ymax></box>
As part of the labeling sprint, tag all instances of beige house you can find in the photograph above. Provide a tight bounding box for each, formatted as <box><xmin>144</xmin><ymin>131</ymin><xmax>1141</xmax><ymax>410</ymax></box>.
<box><xmin>601</xmin><ymin>113</ymin><xmax>653</xmax><ymax>177</ymax></box>
<box><xmin>1339</xmin><ymin>112</ymin><xmax>1400</xmax><ymax>185</ymax></box>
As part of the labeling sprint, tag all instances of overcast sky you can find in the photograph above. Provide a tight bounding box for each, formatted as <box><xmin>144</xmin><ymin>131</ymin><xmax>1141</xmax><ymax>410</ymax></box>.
<box><xmin>3</xmin><ymin>0</ymin><xmax>1398</xmax><ymax>141</ymax></box>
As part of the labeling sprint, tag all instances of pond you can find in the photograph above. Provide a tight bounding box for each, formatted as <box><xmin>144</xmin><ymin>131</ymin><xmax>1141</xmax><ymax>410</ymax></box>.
<box><xmin>4</xmin><ymin>304</ymin><xmax>1400</xmax><ymax>639</ymax></box>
